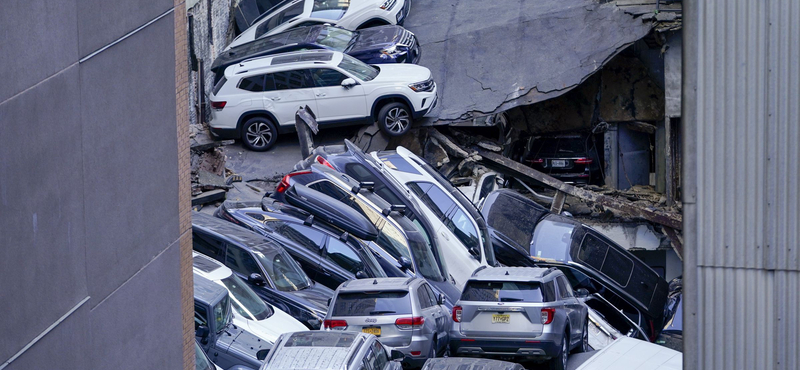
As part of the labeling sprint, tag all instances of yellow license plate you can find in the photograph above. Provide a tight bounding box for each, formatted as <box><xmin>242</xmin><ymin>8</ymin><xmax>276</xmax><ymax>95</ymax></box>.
<box><xmin>362</xmin><ymin>327</ymin><xmax>382</xmax><ymax>336</ymax></box>
<box><xmin>492</xmin><ymin>314</ymin><xmax>510</xmax><ymax>324</ymax></box>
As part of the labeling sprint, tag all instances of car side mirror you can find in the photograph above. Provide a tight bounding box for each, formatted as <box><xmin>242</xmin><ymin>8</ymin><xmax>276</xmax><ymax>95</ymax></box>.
<box><xmin>390</xmin><ymin>349</ymin><xmax>405</xmax><ymax>361</ymax></box>
<box><xmin>399</xmin><ymin>257</ymin><xmax>413</xmax><ymax>271</ymax></box>
<box><xmin>341</xmin><ymin>78</ymin><xmax>357</xmax><ymax>89</ymax></box>
<box><xmin>195</xmin><ymin>325</ymin><xmax>209</xmax><ymax>339</ymax></box>
<box><xmin>355</xmin><ymin>270</ymin><xmax>368</xmax><ymax>279</ymax></box>
<box><xmin>468</xmin><ymin>246</ymin><xmax>480</xmax><ymax>259</ymax></box>
<box><xmin>256</xmin><ymin>349</ymin><xmax>270</xmax><ymax>361</ymax></box>
<box><xmin>249</xmin><ymin>273</ymin><xmax>267</xmax><ymax>286</ymax></box>
<box><xmin>575</xmin><ymin>288</ymin><xmax>590</xmax><ymax>298</ymax></box>
<box><xmin>437</xmin><ymin>293</ymin><xmax>445</xmax><ymax>306</ymax></box>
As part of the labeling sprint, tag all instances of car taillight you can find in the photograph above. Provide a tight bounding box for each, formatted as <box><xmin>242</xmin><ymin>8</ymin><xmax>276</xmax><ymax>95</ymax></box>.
<box><xmin>315</xmin><ymin>155</ymin><xmax>334</xmax><ymax>169</ymax></box>
<box><xmin>323</xmin><ymin>319</ymin><xmax>348</xmax><ymax>330</ymax></box>
<box><xmin>395</xmin><ymin>316</ymin><xmax>425</xmax><ymax>330</ymax></box>
<box><xmin>210</xmin><ymin>101</ymin><xmax>226</xmax><ymax>110</ymax></box>
<box><xmin>527</xmin><ymin>158</ymin><xmax>544</xmax><ymax>164</ymax></box>
<box><xmin>452</xmin><ymin>306</ymin><xmax>462</xmax><ymax>322</ymax></box>
<box><xmin>541</xmin><ymin>308</ymin><xmax>555</xmax><ymax>324</ymax></box>
<box><xmin>275</xmin><ymin>170</ymin><xmax>311</xmax><ymax>194</ymax></box>
<box><xmin>574</xmin><ymin>157</ymin><xmax>593</xmax><ymax>164</ymax></box>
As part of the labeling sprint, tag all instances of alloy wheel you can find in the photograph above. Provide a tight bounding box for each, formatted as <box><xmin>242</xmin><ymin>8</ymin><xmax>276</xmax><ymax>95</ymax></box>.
<box><xmin>245</xmin><ymin>121</ymin><xmax>273</xmax><ymax>148</ymax></box>
<box><xmin>384</xmin><ymin>107</ymin><xmax>410</xmax><ymax>134</ymax></box>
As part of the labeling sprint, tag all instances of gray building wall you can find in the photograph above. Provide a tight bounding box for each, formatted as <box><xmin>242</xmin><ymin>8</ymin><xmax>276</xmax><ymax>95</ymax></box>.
<box><xmin>0</xmin><ymin>0</ymin><xmax>192</xmax><ymax>369</ymax></box>
<box><xmin>683</xmin><ymin>0</ymin><xmax>799</xmax><ymax>369</ymax></box>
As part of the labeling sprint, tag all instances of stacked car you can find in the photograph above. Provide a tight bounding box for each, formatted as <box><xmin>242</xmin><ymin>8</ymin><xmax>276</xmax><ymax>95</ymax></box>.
<box><xmin>208</xmin><ymin>0</ymin><xmax>433</xmax><ymax>152</ymax></box>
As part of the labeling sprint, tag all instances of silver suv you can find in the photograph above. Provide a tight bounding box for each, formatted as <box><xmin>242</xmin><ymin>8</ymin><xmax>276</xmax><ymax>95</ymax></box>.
<box><xmin>449</xmin><ymin>267</ymin><xmax>589</xmax><ymax>370</ymax></box>
<box><xmin>324</xmin><ymin>277</ymin><xmax>452</xmax><ymax>368</ymax></box>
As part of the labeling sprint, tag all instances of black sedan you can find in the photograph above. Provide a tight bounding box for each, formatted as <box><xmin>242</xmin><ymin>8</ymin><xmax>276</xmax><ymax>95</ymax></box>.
<box><xmin>211</xmin><ymin>25</ymin><xmax>419</xmax><ymax>81</ymax></box>
<box><xmin>192</xmin><ymin>211</ymin><xmax>332</xmax><ymax>330</ymax></box>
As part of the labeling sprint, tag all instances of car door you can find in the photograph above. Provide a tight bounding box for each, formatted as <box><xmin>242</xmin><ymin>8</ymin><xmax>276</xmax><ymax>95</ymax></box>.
<box><xmin>421</xmin><ymin>283</ymin><xmax>448</xmax><ymax>344</ymax></box>
<box><xmin>262</xmin><ymin>69</ymin><xmax>318</xmax><ymax>127</ymax></box>
<box><xmin>193</xmin><ymin>231</ymin><xmax>227</xmax><ymax>263</ymax></box>
<box><xmin>266</xmin><ymin>220</ymin><xmax>326</xmax><ymax>281</ymax></box>
<box><xmin>556</xmin><ymin>275</ymin><xmax>582</xmax><ymax>347</ymax></box>
<box><xmin>309</xmin><ymin>67</ymin><xmax>368</xmax><ymax>123</ymax></box>
<box><xmin>224</xmin><ymin>243</ymin><xmax>270</xmax><ymax>285</ymax></box>
<box><xmin>321</xmin><ymin>237</ymin><xmax>366</xmax><ymax>289</ymax></box>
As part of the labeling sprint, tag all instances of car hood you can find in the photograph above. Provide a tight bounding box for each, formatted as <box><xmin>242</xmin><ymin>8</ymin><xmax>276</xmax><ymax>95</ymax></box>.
<box><xmin>370</xmin><ymin>64</ymin><xmax>431</xmax><ymax>84</ymax></box>
<box><xmin>287</xmin><ymin>282</ymin><xmax>333</xmax><ymax>314</ymax></box>
<box><xmin>241</xmin><ymin>308</ymin><xmax>309</xmax><ymax>343</ymax></box>
<box><xmin>349</xmin><ymin>25</ymin><xmax>405</xmax><ymax>53</ymax></box>
<box><xmin>225</xmin><ymin>327</ymin><xmax>270</xmax><ymax>367</ymax></box>
<box><xmin>344</xmin><ymin>0</ymin><xmax>381</xmax><ymax>15</ymax></box>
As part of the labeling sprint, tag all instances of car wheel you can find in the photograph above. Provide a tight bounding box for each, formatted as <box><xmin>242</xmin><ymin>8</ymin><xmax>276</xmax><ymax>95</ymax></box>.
<box><xmin>377</xmin><ymin>102</ymin><xmax>412</xmax><ymax>136</ymax></box>
<box><xmin>241</xmin><ymin>116</ymin><xmax>277</xmax><ymax>151</ymax></box>
<box><xmin>549</xmin><ymin>333</ymin><xmax>568</xmax><ymax>370</ymax></box>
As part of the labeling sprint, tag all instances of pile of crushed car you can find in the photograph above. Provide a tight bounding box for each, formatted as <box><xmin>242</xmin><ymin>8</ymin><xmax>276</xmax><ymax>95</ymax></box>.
<box><xmin>192</xmin><ymin>140</ymin><xmax>682</xmax><ymax>370</ymax></box>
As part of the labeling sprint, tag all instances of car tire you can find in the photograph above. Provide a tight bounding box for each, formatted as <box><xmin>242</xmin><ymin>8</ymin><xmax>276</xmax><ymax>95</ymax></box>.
<box><xmin>241</xmin><ymin>116</ymin><xmax>277</xmax><ymax>151</ymax></box>
<box><xmin>549</xmin><ymin>332</ymin><xmax>568</xmax><ymax>370</ymax></box>
<box><xmin>377</xmin><ymin>102</ymin><xmax>412</xmax><ymax>136</ymax></box>
<box><xmin>574</xmin><ymin>318</ymin><xmax>590</xmax><ymax>353</ymax></box>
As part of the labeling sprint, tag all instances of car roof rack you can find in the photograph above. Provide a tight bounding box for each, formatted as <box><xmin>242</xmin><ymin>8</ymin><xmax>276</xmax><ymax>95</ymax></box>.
<box><xmin>471</xmin><ymin>266</ymin><xmax>488</xmax><ymax>277</ymax></box>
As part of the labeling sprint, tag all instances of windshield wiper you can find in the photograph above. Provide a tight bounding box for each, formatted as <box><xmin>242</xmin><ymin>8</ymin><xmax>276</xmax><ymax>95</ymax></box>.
<box><xmin>369</xmin><ymin>310</ymin><xmax>396</xmax><ymax>315</ymax></box>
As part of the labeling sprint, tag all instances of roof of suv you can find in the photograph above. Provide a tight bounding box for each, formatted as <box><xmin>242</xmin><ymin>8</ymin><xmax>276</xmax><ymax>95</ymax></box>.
<box><xmin>192</xmin><ymin>251</ymin><xmax>231</xmax><ymax>281</ymax></box>
<box><xmin>471</xmin><ymin>267</ymin><xmax>557</xmax><ymax>282</ymax></box>
<box><xmin>227</xmin><ymin>49</ymin><xmax>341</xmax><ymax>77</ymax></box>
<box><xmin>338</xmin><ymin>277</ymin><xmax>419</xmax><ymax>292</ymax></box>
<box><xmin>193</xmin><ymin>211</ymin><xmax>287</xmax><ymax>256</ymax></box>
<box><xmin>194</xmin><ymin>273</ymin><xmax>228</xmax><ymax>303</ymax></box>
<box><xmin>265</xmin><ymin>331</ymin><xmax>370</xmax><ymax>370</ymax></box>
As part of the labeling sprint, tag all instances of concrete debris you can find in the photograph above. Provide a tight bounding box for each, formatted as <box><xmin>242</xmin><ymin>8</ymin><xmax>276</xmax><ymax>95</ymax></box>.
<box><xmin>424</xmin><ymin>137</ymin><xmax>450</xmax><ymax>168</ymax></box>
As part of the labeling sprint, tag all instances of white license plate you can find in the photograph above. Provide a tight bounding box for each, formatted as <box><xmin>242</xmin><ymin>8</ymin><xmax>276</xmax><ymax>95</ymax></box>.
<box><xmin>492</xmin><ymin>314</ymin><xmax>510</xmax><ymax>324</ymax></box>
<box><xmin>551</xmin><ymin>159</ymin><xmax>567</xmax><ymax>168</ymax></box>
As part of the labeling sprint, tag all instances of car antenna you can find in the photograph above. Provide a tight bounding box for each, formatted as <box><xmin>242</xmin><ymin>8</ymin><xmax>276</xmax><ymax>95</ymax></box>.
<box><xmin>505</xmin><ymin>271</ymin><xmax>509</xmax><ymax>275</ymax></box>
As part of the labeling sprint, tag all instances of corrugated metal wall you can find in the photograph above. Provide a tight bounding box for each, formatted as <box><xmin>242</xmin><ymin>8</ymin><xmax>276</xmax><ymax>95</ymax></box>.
<box><xmin>684</xmin><ymin>0</ymin><xmax>800</xmax><ymax>368</ymax></box>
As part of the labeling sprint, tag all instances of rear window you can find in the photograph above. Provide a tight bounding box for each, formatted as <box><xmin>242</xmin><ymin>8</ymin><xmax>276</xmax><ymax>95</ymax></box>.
<box><xmin>212</xmin><ymin>76</ymin><xmax>227</xmax><ymax>95</ymax></box>
<box><xmin>332</xmin><ymin>291</ymin><xmax>412</xmax><ymax>316</ymax></box>
<box><xmin>461</xmin><ymin>281</ymin><xmax>554</xmax><ymax>303</ymax></box>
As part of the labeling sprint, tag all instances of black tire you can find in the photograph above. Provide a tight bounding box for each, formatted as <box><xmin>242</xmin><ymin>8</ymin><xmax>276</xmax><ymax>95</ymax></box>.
<box><xmin>574</xmin><ymin>318</ymin><xmax>590</xmax><ymax>353</ymax></box>
<box><xmin>241</xmin><ymin>116</ymin><xmax>277</xmax><ymax>151</ymax></box>
<box><xmin>549</xmin><ymin>332</ymin><xmax>568</xmax><ymax>370</ymax></box>
<box><xmin>377</xmin><ymin>102</ymin><xmax>412</xmax><ymax>136</ymax></box>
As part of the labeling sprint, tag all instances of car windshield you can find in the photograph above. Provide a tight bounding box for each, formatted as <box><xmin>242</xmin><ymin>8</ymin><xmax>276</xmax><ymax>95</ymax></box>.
<box><xmin>315</xmin><ymin>27</ymin><xmax>354</xmax><ymax>51</ymax></box>
<box><xmin>530</xmin><ymin>215</ymin><xmax>576</xmax><ymax>261</ymax></box>
<box><xmin>255</xmin><ymin>1</ymin><xmax>305</xmax><ymax>39</ymax></box>
<box><xmin>461</xmin><ymin>281</ymin><xmax>548</xmax><ymax>303</ymax></box>
<box><xmin>221</xmin><ymin>275</ymin><xmax>274</xmax><ymax>321</ymax></box>
<box><xmin>311</xmin><ymin>0</ymin><xmax>349</xmax><ymax>20</ymax></box>
<box><xmin>252</xmin><ymin>246</ymin><xmax>312</xmax><ymax>291</ymax></box>
<box><xmin>408</xmin><ymin>236</ymin><xmax>445</xmax><ymax>281</ymax></box>
<box><xmin>332</xmin><ymin>291</ymin><xmax>412</xmax><ymax>316</ymax></box>
<box><xmin>212</xmin><ymin>295</ymin><xmax>233</xmax><ymax>333</ymax></box>
<box><xmin>376</xmin><ymin>222</ymin><xmax>413</xmax><ymax>263</ymax></box>
<box><xmin>195</xmin><ymin>341</ymin><xmax>215</xmax><ymax>370</ymax></box>
<box><xmin>338</xmin><ymin>53</ymin><xmax>378</xmax><ymax>81</ymax></box>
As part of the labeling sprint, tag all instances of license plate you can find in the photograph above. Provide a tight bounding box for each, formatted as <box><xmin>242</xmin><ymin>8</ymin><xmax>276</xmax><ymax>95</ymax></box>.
<box><xmin>362</xmin><ymin>327</ymin><xmax>381</xmax><ymax>336</ymax></box>
<box><xmin>492</xmin><ymin>314</ymin><xmax>510</xmax><ymax>324</ymax></box>
<box><xmin>551</xmin><ymin>159</ymin><xmax>567</xmax><ymax>168</ymax></box>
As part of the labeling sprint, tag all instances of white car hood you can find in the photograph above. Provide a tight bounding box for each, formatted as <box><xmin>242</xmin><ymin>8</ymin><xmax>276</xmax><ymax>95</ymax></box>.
<box><xmin>370</xmin><ymin>64</ymin><xmax>431</xmax><ymax>84</ymax></box>
<box><xmin>344</xmin><ymin>0</ymin><xmax>382</xmax><ymax>15</ymax></box>
<box><xmin>236</xmin><ymin>306</ymin><xmax>309</xmax><ymax>344</ymax></box>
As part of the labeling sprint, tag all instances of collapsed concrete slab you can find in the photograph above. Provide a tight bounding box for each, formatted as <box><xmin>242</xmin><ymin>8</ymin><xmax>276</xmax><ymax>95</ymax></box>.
<box><xmin>404</xmin><ymin>0</ymin><xmax>654</xmax><ymax>123</ymax></box>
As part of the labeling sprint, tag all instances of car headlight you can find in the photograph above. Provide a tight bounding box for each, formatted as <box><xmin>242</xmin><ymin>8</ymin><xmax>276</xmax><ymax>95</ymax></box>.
<box><xmin>381</xmin><ymin>45</ymin><xmax>403</xmax><ymax>58</ymax></box>
<box><xmin>380</xmin><ymin>0</ymin><xmax>397</xmax><ymax>11</ymax></box>
<box><xmin>408</xmin><ymin>78</ymin><xmax>434</xmax><ymax>92</ymax></box>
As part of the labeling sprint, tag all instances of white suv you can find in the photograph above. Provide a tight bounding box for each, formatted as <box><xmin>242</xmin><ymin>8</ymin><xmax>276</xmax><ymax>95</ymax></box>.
<box><xmin>371</xmin><ymin>147</ymin><xmax>496</xmax><ymax>289</ymax></box>
<box><xmin>227</xmin><ymin>0</ymin><xmax>411</xmax><ymax>50</ymax></box>
<box><xmin>208</xmin><ymin>50</ymin><xmax>437</xmax><ymax>151</ymax></box>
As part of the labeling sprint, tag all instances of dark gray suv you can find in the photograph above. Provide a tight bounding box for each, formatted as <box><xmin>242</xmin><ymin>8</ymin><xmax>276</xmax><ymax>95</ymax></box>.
<box><xmin>449</xmin><ymin>267</ymin><xmax>589</xmax><ymax>370</ymax></box>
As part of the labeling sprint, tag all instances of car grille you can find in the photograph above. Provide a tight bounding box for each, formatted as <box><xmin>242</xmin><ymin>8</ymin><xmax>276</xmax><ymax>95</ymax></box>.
<box><xmin>398</xmin><ymin>31</ymin><xmax>415</xmax><ymax>47</ymax></box>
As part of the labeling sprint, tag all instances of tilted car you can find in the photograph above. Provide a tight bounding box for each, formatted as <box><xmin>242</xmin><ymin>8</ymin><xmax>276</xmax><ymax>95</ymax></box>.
<box><xmin>324</xmin><ymin>277</ymin><xmax>452</xmax><ymax>368</ymax></box>
<box><xmin>194</xmin><ymin>274</ymin><xmax>270</xmax><ymax>370</ymax></box>
<box><xmin>193</xmin><ymin>252</ymin><xmax>309</xmax><ymax>344</ymax></box>
<box><xmin>212</xmin><ymin>25</ymin><xmax>419</xmax><ymax>82</ymax></box>
<box><xmin>270</xmin><ymin>163</ymin><xmax>460</xmax><ymax>305</ymax></box>
<box><xmin>516</xmin><ymin>133</ymin><xmax>600</xmax><ymax>185</ymax></box>
<box><xmin>260</xmin><ymin>331</ymin><xmax>404</xmax><ymax>370</ymax></box>
<box><xmin>293</xmin><ymin>141</ymin><xmax>497</xmax><ymax>290</ymax></box>
<box><xmin>449</xmin><ymin>267</ymin><xmax>589</xmax><ymax>370</ymax></box>
<box><xmin>228</xmin><ymin>0</ymin><xmax>411</xmax><ymax>50</ymax></box>
<box><xmin>192</xmin><ymin>211</ymin><xmax>333</xmax><ymax>329</ymax></box>
<box><xmin>480</xmin><ymin>189</ymin><xmax>669</xmax><ymax>340</ymax></box>
<box><xmin>208</xmin><ymin>50</ymin><xmax>437</xmax><ymax>151</ymax></box>
<box><xmin>216</xmin><ymin>196</ymin><xmax>402</xmax><ymax>291</ymax></box>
